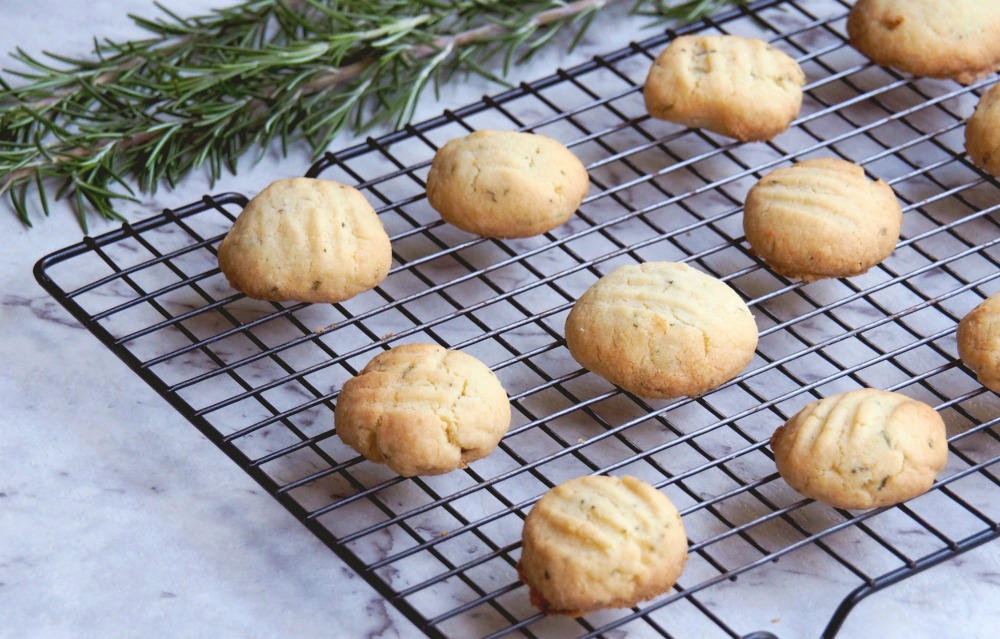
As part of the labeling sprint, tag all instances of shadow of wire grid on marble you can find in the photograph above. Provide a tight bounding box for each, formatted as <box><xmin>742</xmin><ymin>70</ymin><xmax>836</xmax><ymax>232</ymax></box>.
<box><xmin>33</xmin><ymin>0</ymin><xmax>1000</xmax><ymax>637</ymax></box>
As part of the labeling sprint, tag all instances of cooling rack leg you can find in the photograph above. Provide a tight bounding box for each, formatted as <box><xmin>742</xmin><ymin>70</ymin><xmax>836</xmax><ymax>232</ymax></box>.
<box><xmin>822</xmin><ymin>528</ymin><xmax>1000</xmax><ymax>638</ymax></box>
<box><xmin>822</xmin><ymin>583</ymin><xmax>870</xmax><ymax>639</ymax></box>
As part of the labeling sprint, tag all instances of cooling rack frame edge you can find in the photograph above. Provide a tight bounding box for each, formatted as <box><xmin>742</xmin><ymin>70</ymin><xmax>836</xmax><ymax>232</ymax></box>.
<box><xmin>32</xmin><ymin>0</ymin><xmax>1000</xmax><ymax>636</ymax></box>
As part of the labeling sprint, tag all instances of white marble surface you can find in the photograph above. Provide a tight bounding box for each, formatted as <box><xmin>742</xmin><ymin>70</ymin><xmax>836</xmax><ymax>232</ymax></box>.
<box><xmin>3</xmin><ymin>1</ymin><xmax>1000</xmax><ymax>638</ymax></box>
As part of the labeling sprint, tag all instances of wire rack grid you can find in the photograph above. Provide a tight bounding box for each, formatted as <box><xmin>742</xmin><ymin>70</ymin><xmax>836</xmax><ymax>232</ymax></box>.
<box><xmin>34</xmin><ymin>0</ymin><xmax>1000</xmax><ymax>637</ymax></box>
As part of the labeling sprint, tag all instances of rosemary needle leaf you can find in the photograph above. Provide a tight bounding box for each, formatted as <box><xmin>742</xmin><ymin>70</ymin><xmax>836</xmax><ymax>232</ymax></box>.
<box><xmin>0</xmin><ymin>0</ymin><xmax>742</xmax><ymax>229</ymax></box>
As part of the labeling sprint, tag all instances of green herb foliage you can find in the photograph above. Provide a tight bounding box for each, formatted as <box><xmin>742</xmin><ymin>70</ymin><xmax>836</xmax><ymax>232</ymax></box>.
<box><xmin>0</xmin><ymin>0</ymin><xmax>744</xmax><ymax>229</ymax></box>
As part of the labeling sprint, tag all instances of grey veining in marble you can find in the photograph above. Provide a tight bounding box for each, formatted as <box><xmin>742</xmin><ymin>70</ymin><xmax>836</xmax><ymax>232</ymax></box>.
<box><xmin>4</xmin><ymin>2</ymin><xmax>1000</xmax><ymax>639</ymax></box>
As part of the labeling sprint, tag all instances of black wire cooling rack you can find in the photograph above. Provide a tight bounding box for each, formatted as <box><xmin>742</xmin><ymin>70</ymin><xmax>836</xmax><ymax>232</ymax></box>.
<box><xmin>34</xmin><ymin>0</ymin><xmax>1000</xmax><ymax>637</ymax></box>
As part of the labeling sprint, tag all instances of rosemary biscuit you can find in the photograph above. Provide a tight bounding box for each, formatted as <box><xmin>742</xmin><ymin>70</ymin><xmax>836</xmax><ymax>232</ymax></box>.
<box><xmin>517</xmin><ymin>475</ymin><xmax>687</xmax><ymax>616</ymax></box>
<box><xmin>965</xmin><ymin>83</ymin><xmax>1000</xmax><ymax>177</ymax></box>
<box><xmin>957</xmin><ymin>292</ymin><xmax>1000</xmax><ymax>393</ymax></box>
<box><xmin>643</xmin><ymin>34</ymin><xmax>806</xmax><ymax>142</ymax></box>
<box><xmin>742</xmin><ymin>158</ymin><xmax>902</xmax><ymax>282</ymax></box>
<box><xmin>218</xmin><ymin>177</ymin><xmax>391</xmax><ymax>303</ymax></box>
<box><xmin>564</xmin><ymin>262</ymin><xmax>758</xmax><ymax>399</ymax></box>
<box><xmin>771</xmin><ymin>389</ymin><xmax>949</xmax><ymax>510</ymax></box>
<box><xmin>847</xmin><ymin>0</ymin><xmax>1000</xmax><ymax>84</ymax></box>
<box><xmin>425</xmin><ymin>129</ymin><xmax>590</xmax><ymax>238</ymax></box>
<box><xmin>334</xmin><ymin>343</ymin><xmax>511</xmax><ymax>477</ymax></box>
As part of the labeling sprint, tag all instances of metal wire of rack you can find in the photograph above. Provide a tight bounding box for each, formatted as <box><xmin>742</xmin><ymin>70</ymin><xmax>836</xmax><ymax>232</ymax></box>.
<box><xmin>34</xmin><ymin>0</ymin><xmax>1000</xmax><ymax>637</ymax></box>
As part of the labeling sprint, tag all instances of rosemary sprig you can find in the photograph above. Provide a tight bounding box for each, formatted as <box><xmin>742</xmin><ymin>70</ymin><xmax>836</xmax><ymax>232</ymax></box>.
<box><xmin>0</xmin><ymin>0</ymin><xmax>745</xmax><ymax>229</ymax></box>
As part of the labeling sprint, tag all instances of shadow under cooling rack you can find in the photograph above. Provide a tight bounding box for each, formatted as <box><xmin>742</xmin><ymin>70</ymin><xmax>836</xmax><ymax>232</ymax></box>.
<box><xmin>35</xmin><ymin>0</ymin><xmax>1000</xmax><ymax>637</ymax></box>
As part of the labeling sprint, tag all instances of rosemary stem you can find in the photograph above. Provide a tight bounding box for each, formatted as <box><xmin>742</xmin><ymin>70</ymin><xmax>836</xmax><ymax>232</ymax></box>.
<box><xmin>0</xmin><ymin>0</ymin><xmax>743</xmax><ymax>229</ymax></box>
<box><xmin>302</xmin><ymin>0</ymin><xmax>617</xmax><ymax>94</ymax></box>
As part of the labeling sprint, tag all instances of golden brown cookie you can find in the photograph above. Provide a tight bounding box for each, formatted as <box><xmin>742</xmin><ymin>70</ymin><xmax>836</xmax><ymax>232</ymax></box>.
<box><xmin>218</xmin><ymin>177</ymin><xmax>392</xmax><ymax>304</ymax></box>
<box><xmin>847</xmin><ymin>0</ymin><xmax>1000</xmax><ymax>84</ymax></box>
<box><xmin>965</xmin><ymin>83</ymin><xmax>1000</xmax><ymax>177</ymax></box>
<box><xmin>425</xmin><ymin>130</ymin><xmax>590</xmax><ymax>238</ymax></box>
<box><xmin>771</xmin><ymin>389</ymin><xmax>949</xmax><ymax>510</ymax></box>
<box><xmin>957</xmin><ymin>292</ymin><xmax>1000</xmax><ymax>393</ymax></box>
<box><xmin>643</xmin><ymin>34</ymin><xmax>806</xmax><ymax>142</ymax></box>
<box><xmin>742</xmin><ymin>158</ymin><xmax>902</xmax><ymax>282</ymax></box>
<box><xmin>564</xmin><ymin>262</ymin><xmax>758</xmax><ymax>399</ymax></box>
<box><xmin>334</xmin><ymin>343</ymin><xmax>511</xmax><ymax>477</ymax></box>
<box><xmin>517</xmin><ymin>475</ymin><xmax>687</xmax><ymax>616</ymax></box>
